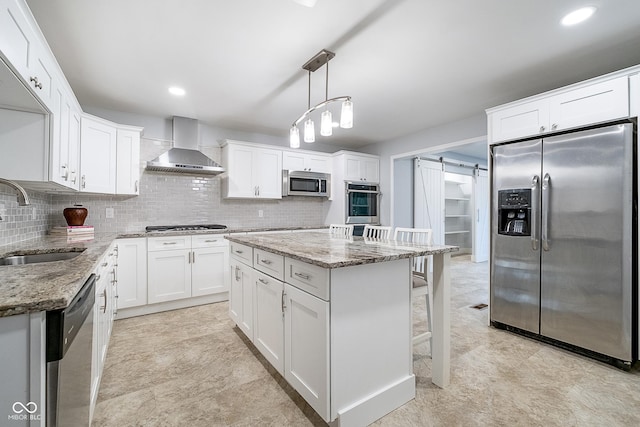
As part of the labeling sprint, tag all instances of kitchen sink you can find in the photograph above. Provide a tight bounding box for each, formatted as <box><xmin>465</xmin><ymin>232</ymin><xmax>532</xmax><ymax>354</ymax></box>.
<box><xmin>0</xmin><ymin>250</ymin><xmax>85</xmax><ymax>266</ymax></box>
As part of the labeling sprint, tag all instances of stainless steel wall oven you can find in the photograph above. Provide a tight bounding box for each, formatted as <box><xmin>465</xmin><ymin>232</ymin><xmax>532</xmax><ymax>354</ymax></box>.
<box><xmin>345</xmin><ymin>181</ymin><xmax>380</xmax><ymax>225</ymax></box>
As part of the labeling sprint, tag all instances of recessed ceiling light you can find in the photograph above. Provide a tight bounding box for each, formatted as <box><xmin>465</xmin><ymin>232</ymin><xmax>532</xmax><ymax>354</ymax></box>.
<box><xmin>168</xmin><ymin>86</ymin><xmax>186</xmax><ymax>96</ymax></box>
<box><xmin>561</xmin><ymin>6</ymin><xmax>596</xmax><ymax>26</ymax></box>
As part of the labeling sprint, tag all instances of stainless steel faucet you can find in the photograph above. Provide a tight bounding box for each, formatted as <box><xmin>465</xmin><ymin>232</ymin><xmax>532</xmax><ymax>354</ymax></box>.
<box><xmin>0</xmin><ymin>178</ymin><xmax>31</xmax><ymax>206</ymax></box>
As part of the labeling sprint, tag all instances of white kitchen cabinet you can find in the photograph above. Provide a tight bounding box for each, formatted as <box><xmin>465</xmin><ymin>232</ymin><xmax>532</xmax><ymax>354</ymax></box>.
<box><xmin>340</xmin><ymin>152</ymin><xmax>379</xmax><ymax>183</ymax></box>
<box><xmin>284</xmin><ymin>282</ymin><xmax>330</xmax><ymax>420</ymax></box>
<box><xmin>283</xmin><ymin>150</ymin><xmax>331</xmax><ymax>173</ymax></box>
<box><xmin>191</xmin><ymin>234</ymin><xmax>229</xmax><ymax>297</ymax></box>
<box><xmin>50</xmin><ymin>84</ymin><xmax>82</xmax><ymax>190</ymax></box>
<box><xmin>489</xmin><ymin>76</ymin><xmax>630</xmax><ymax>143</ymax></box>
<box><xmin>91</xmin><ymin>243</ymin><xmax>118</xmax><ymax>412</ymax></box>
<box><xmin>80</xmin><ymin>115</ymin><xmax>117</xmax><ymax>193</ymax></box>
<box><xmin>116</xmin><ymin>128</ymin><xmax>141</xmax><ymax>195</ymax></box>
<box><xmin>148</xmin><ymin>235</ymin><xmax>229</xmax><ymax>304</ymax></box>
<box><xmin>229</xmin><ymin>255</ymin><xmax>254</xmax><ymax>340</ymax></box>
<box><xmin>147</xmin><ymin>248</ymin><xmax>191</xmax><ymax>303</ymax></box>
<box><xmin>116</xmin><ymin>238</ymin><xmax>147</xmax><ymax>309</ymax></box>
<box><xmin>222</xmin><ymin>140</ymin><xmax>282</xmax><ymax>199</ymax></box>
<box><xmin>0</xmin><ymin>0</ymin><xmax>55</xmax><ymax>108</ymax></box>
<box><xmin>253</xmin><ymin>270</ymin><xmax>285</xmax><ymax>374</ymax></box>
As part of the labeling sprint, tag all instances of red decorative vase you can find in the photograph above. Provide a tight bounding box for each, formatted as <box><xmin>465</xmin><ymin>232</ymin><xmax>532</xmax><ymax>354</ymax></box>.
<box><xmin>63</xmin><ymin>205</ymin><xmax>88</xmax><ymax>226</ymax></box>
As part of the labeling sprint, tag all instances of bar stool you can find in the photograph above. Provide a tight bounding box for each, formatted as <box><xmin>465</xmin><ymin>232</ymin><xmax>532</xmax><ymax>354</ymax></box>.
<box><xmin>329</xmin><ymin>224</ymin><xmax>354</xmax><ymax>237</ymax></box>
<box><xmin>394</xmin><ymin>227</ymin><xmax>433</xmax><ymax>353</ymax></box>
<box><xmin>362</xmin><ymin>225</ymin><xmax>392</xmax><ymax>239</ymax></box>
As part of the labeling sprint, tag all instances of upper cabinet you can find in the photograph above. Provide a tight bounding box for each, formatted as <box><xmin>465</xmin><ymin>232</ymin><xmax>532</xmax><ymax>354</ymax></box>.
<box><xmin>0</xmin><ymin>0</ymin><xmax>55</xmax><ymax>109</ymax></box>
<box><xmin>222</xmin><ymin>140</ymin><xmax>282</xmax><ymax>199</ymax></box>
<box><xmin>488</xmin><ymin>75</ymin><xmax>631</xmax><ymax>143</ymax></box>
<box><xmin>80</xmin><ymin>114</ymin><xmax>142</xmax><ymax>195</ymax></box>
<box><xmin>335</xmin><ymin>152</ymin><xmax>380</xmax><ymax>183</ymax></box>
<box><xmin>282</xmin><ymin>150</ymin><xmax>331</xmax><ymax>174</ymax></box>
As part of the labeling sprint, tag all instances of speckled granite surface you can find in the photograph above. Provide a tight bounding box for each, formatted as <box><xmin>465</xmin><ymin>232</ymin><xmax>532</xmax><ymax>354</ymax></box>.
<box><xmin>0</xmin><ymin>233</ymin><xmax>118</xmax><ymax>317</ymax></box>
<box><xmin>225</xmin><ymin>232</ymin><xmax>459</xmax><ymax>269</ymax></box>
<box><xmin>119</xmin><ymin>225</ymin><xmax>328</xmax><ymax>238</ymax></box>
<box><xmin>0</xmin><ymin>226</ymin><xmax>327</xmax><ymax>317</ymax></box>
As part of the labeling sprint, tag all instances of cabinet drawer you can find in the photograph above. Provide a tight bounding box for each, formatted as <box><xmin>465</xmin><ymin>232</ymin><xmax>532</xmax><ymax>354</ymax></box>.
<box><xmin>255</xmin><ymin>249</ymin><xmax>284</xmax><ymax>281</ymax></box>
<box><xmin>147</xmin><ymin>236</ymin><xmax>190</xmax><ymax>251</ymax></box>
<box><xmin>285</xmin><ymin>258</ymin><xmax>329</xmax><ymax>301</ymax></box>
<box><xmin>192</xmin><ymin>234</ymin><xmax>227</xmax><ymax>248</ymax></box>
<box><xmin>229</xmin><ymin>242</ymin><xmax>253</xmax><ymax>265</ymax></box>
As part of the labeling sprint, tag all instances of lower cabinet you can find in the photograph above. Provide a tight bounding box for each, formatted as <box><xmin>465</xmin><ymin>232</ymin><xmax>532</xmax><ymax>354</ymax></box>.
<box><xmin>254</xmin><ymin>270</ymin><xmax>285</xmax><ymax>374</ymax></box>
<box><xmin>91</xmin><ymin>243</ymin><xmax>118</xmax><ymax>416</ymax></box>
<box><xmin>116</xmin><ymin>238</ymin><xmax>147</xmax><ymax>308</ymax></box>
<box><xmin>229</xmin><ymin>255</ymin><xmax>254</xmax><ymax>340</ymax></box>
<box><xmin>229</xmin><ymin>247</ymin><xmax>330</xmax><ymax>420</ymax></box>
<box><xmin>147</xmin><ymin>235</ymin><xmax>229</xmax><ymax>304</ymax></box>
<box><xmin>283</xmin><ymin>283</ymin><xmax>329</xmax><ymax>418</ymax></box>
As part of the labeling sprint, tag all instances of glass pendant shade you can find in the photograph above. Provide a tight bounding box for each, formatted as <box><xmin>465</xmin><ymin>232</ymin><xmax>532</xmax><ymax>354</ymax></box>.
<box><xmin>320</xmin><ymin>110</ymin><xmax>333</xmax><ymax>136</ymax></box>
<box><xmin>340</xmin><ymin>99</ymin><xmax>353</xmax><ymax>129</ymax></box>
<box><xmin>304</xmin><ymin>119</ymin><xmax>315</xmax><ymax>143</ymax></box>
<box><xmin>289</xmin><ymin>126</ymin><xmax>300</xmax><ymax>148</ymax></box>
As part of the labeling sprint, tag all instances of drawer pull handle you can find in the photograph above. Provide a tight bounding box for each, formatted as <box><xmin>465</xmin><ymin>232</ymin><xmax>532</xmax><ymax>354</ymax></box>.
<box><xmin>235</xmin><ymin>250</ymin><xmax>243</xmax><ymax>254</ymax></box>
<box><xmin>258</xmin><ymin>278</ymin><xmax>268</xmax><ymax>285</ymax></box>
<box><xmin>204</xmin><ymin>239</ymin><xmax>219</xmax><ymax>243</ymax></box>
<box><xmin>281</xmin><ymin>290</ymin><xmax>286</xmax><ymax>313</ymax></box>
<box><xmin>102</xmin><ymin>262</ymin><xmax>108</xmax><ymax>267</ymax></box>
<box><xmin>294</xmin><ymin>272</ymin><xmax>310</xmax><ymax>280</ymax></box>
<box><xmin>260</xmin><ymin>259</ymin><xmax>272</xmax><ymax>265</ymax></box>
<box><xmin>163</xmin><ymin>242</ymin><xmax>177</xmax><ymax>245</ymax></box>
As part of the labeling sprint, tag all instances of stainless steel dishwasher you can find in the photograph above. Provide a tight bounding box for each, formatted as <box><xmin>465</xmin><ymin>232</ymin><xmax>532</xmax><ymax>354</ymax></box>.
<box><xmin>46</xmin><ymin>274</ymin><xmax>95</xmax><ymax>426</ymax></box>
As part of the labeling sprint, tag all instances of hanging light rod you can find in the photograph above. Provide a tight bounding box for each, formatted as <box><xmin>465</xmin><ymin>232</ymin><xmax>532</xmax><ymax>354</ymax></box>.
<box><xmin>289</xmin><ymin>49</ymin><xmax>353</xmax><ymax>148</ymax></box>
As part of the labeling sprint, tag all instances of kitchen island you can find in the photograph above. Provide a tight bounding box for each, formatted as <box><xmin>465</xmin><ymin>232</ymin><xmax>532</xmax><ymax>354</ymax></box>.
<box><xmin>225</xmin><ymin>231</ymin><xmax>458</xmax><ymax>426</ymax></box>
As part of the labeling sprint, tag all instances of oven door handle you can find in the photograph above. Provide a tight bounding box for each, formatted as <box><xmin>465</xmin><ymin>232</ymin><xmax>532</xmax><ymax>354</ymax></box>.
<box><xmin>346</xmin><ymin>189</ymin><xmax>380</xmax><ymax>194</ymax></box>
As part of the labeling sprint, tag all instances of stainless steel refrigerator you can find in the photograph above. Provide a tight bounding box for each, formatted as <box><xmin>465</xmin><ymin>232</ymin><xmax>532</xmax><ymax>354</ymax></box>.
<box><xmin>490</xmin><ymin>121</ymin><xmax>636</xmax><ymax>366</ymax></box>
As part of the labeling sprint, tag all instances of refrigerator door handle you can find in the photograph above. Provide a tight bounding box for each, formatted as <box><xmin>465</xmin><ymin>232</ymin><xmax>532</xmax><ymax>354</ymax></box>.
<box><xmin>541</xmin><ymin>173</ymin><xmax>551</xmax><ymax>251</ymax></box>
<box><xmin>531</xmin><ymin>175</ymin><xmax>540</xmax><ymax>250</ymax></box>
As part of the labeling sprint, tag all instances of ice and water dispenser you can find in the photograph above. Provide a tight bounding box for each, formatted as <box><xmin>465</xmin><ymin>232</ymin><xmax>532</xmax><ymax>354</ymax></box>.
<box><xmin>497</xmin><ymin>189</ymin><xmax>531</xmax><ymax>236</ymax></box>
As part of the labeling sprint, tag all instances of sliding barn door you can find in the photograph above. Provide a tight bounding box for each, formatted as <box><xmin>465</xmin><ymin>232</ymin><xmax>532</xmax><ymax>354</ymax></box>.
<box><xmin>413</xmin><ymin>159</ymin><xmax>444</xmax><ymax>245</ymax></box>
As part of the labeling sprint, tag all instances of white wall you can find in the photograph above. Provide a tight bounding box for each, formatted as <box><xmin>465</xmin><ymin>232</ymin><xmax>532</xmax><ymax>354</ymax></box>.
<box><xmin>393</xmin><ymin>158</ymin><xmax>413</xmax><ymax>228</ymax></box>
<box><xmin>360</xmin><ymin>113</ymin><xmax>487</xmax><ymax>225</ymax></box>
<box><xmin>83</xmin><ymin>106</ymin><xmax>337</xmax><ymax>153</ymax></box>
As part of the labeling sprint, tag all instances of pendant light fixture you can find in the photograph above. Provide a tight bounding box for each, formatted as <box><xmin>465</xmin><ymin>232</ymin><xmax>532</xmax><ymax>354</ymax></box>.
<box><xmin>289</xmin><ymin>49</ymin><xmax>353</xmax><ymax>147</ymax></box>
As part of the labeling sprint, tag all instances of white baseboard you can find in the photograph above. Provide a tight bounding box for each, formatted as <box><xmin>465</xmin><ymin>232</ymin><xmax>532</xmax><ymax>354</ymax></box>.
<box><xmin>116</xmin><ymin>292</ymin><xmax>228</xmax><ymax>319</ymax></box>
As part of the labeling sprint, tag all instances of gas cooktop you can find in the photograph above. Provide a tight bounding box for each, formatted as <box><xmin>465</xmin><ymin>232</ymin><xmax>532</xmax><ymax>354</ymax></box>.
<box><xmin>145</xmin><ymin>224</ymin><xmax>227</xmax><ymax>232</ymax></box>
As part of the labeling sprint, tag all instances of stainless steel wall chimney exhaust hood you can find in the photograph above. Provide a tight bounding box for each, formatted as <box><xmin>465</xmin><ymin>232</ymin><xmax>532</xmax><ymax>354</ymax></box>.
<box><xmin>146</xmin><ymin>117</ymin><xmax>225</xmax><ymax>175</ymax></box>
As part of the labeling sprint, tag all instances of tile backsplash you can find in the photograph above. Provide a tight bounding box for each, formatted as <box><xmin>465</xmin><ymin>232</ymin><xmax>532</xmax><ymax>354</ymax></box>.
<box><xmin>1</xmin><ymin>137</ymin><xmax>329</xmax><ymax>246</ymax></box>
<box><xmin>0</xmin><ymin>188</ymin><xmax>49</xmax><ymax>246</ymax></box>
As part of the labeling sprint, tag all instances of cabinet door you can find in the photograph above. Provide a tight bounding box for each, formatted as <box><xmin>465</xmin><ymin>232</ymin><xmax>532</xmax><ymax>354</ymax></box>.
<box><xmin>282</xmin><ymin>151</ymin><xmax>307</xmax><ymax>171</ymax></box>
<box><xmin>225</xmin><ymin>144</ymin><xmax>255</xmax><ymax>197</ymax></box>
<box><xmin>489</xmin><ymin>99</ymin><xmax>550</xmax><ymax>143</ymax></box>
<box><xmin>549</xmin><ymin>76</ymin><xmax>629</xmax><ymax>131</ymax></box>
<box><xmin>116</xmin><ymin>238</ymin><xmax>147</xmax><ymax>309</ymax></box>
<box><xmin>147</xmin><ymin>249</ymin><xmax>191</xmax><ymax>303</ymax></box>
<box><xmin>254</xmin><ymin>271</ymin><xmax>285</xmax><ymax>374</ymax></box>
<box><xmin>0</xmin><ymin>0</ymin><xmax>54</xmax><ymax>104</ymax></box>
<box><xmin>192</xmin><ymin>246</ymin><xmax>229</xmax><ymax>296</ymax></box>
<box><xmin>116</xmin><ymin>129</ymin><xmax>141</xmax><ymax>195</ymax></box>
<box><xmin>307</xmin><ymin>154</ymin><xmax>331</xmax><ymax>174</ymax></box>
<box><xmin>362</xmin><ymin>157</ymin><xmax>379</xmax><ymax>182</ymax></box>
<box><xmin>284</xmin><ymin>283</ymin><xmax>330</xmax><ymax>420</ymax></box>
<box><xmin>68</xmin><ymin>108</ymin><xmax>81</xmax><ymax>190</ymax></box>
<box><xmin>50</xmin><ymin>84</ymin><xmax>73</xmax><ymax>187</ymax></box>
<box><xmin>344</xmin><ymin>155</ymin><xmax>362</xmax><ymax>181</ymax></box>
<box><xmin>254</xmin><ymin>147</ymin><xmax>282</xmax><ymax>198</ymax></box>
<box><xmin>80</xmin><ymin>117</ymin><xmax>117</xmax><ymax>193</ymax></box>
<box><xmin>229</xmin><ymin>258</ymin><xmax>254</xmax><ymax>340</ymax></box>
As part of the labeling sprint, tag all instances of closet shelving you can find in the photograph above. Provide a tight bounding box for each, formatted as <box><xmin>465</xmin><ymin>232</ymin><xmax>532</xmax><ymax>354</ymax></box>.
<box><xmin>444</xmin><ymin>173</ymin><xmax>472</xmax><ymax>253</ymax></box>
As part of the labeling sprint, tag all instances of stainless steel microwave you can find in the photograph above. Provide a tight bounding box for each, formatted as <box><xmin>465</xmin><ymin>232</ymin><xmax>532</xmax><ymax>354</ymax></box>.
<box><xmin>282</xmin><ymin>170</ymin><xmax>330</xmax><ymax>197</ymax></box>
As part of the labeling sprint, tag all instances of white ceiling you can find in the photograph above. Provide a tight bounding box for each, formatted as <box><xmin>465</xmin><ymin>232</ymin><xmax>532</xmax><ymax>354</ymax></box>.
<box><xmin>25</xmin><ymin>0</ymin><xmax>640</xmax><ymax>149</ymax></box>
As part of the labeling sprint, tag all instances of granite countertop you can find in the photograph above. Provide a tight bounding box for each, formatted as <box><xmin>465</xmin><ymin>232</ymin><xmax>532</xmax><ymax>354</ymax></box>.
<box><xmin>225</xmin><ymin>232</ymin><xmax>459</xmax><ymax>269</ymax></box>
<box><xmin>0</xmin><ymin>226</ymin><xmax>328</xmax><ymax>318</ymax></box>
<box><xmin>0</xmin><ymin>233</ymin><xmax>117</xmax><ymax>317</ymax></box>
<box><xmin>121</xmin><ymin>225</ymin><xmax>328</xmax><ymax>238</ymax></box>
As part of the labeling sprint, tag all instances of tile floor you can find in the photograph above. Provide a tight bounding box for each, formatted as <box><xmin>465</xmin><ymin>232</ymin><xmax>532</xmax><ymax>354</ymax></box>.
<box><xmin>93</xmin><ymin>256</ymin><xmax>640</xmax><ymax>426</ymax></box>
